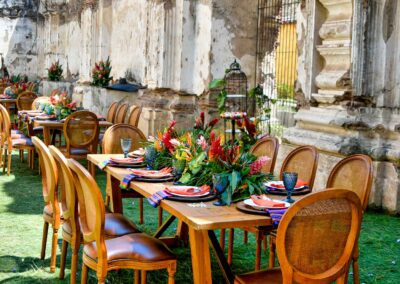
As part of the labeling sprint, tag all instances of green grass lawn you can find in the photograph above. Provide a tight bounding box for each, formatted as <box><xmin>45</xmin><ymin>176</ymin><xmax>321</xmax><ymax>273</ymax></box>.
<box><xmin>0</xmin><ymin>153</ymin><xmax>399</xmax><ymax>283</ymax></box>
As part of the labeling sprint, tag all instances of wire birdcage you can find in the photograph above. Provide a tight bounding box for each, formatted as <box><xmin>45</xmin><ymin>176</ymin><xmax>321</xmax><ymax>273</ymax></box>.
<box><xmin>224</xmin><ymin>60</ymin><xmax>248</xmax><ymax>112</ymax></box>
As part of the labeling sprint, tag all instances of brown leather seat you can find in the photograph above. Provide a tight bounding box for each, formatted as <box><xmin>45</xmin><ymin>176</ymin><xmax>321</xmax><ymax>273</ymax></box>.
<box><xmin>235</xmin><ymin>268</ymin><xmax>282</xmax><ymax>284</ymax></box>
<box><xmin>84</xmin><ymin>233</ymin><xmax>176</xmax><ymax>263</ymax></box>
<box><xmin>62</xmin><ymin>213</ymin><xmax>140</xmax><ymax>237</ymax></box>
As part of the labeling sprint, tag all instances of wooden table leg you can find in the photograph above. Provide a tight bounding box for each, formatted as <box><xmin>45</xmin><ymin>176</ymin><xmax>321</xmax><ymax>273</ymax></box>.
<box><xmin>43</xmin><ymin>126</ymin><xmax>51</xmax><ymax>146</ymax></box>
<box><xmin>189</xmin><ymin>227</ymin><xmax>212</xmax><ymax>284</ymax></box>
<box><xmin>110</xmin><ymin>176</ymin><xmax>123</xmax><ymax>214</ymax></box>
<box><xmin>208</xmin><ymin>230</ymin><xmax>234</xmax><ymax>284</ymax></box>
<box><xmin>176</xmin><ymin>221</ymin><xmax>189</xmax><ymax>245</ymax></box>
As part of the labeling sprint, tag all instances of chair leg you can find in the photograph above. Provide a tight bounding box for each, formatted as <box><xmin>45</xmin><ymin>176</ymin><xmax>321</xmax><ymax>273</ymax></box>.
<box><xmin>2</xmin><ymin>148</ymin><xmax>6</xmax><ymax>173</ymax></box>
<box><xmin>19</xmin><ymin>149</ymin><xmax>23</xmax><ymax>162</ymax></box>
<box><xmin>255</xmin><ymin>231</ymin><xmax>262</xmax><ymax>270</ymax></box>
<box><xmin>228</xmin><ymin>228</ymin><xmax>234</xmax><ymax>266</ymax></box>
<box><xmin>134</xmin><ymin>270</ymin><xmax>140</xmax><ymax>284</ymax></box>
<box><xmin>158</xmin><ymin>207</ymin><xmax>162</xmax><ymax>227</ymax></box>
<box><xmin>70</xmin><ymin>246</ymin><xmax>79</xmax><ymax>284</ymax></box>
<box><xmin>40</xmin><ymin>221</ymin><xmax>49</xmax><ymax>260</ymax></box>
<box><xmin>220</xmin><ymin>229</ymin><xmax>226</xmax><ymax>251</ymax></box>
<box><xmin>353</xmin><ymin>245</ymin><xmax>360</xmax><ymax>284</ymax></box>
<box><xmin>269</xmin><ymin>235</ymin><xmax>276</xmax><ymax>268</ymax></box>
<box><xmin>263</xmin><ymin>236</ymin><xmax>268</xmax><ymax>252</ymax></box>
<box><xmin>59</xmin><ymin>240</ymin><xmax>68</xmax><ymax>279</ymax></box>
<box><xmin>81</xmin><ymin>263</ymin><xmax>88</xmax><ymax>284</ymax></box>
<box><xmin>139</xmin><ymin>198</ymin><xmax>144</xmax><ymax>224</ymax></box>
<box><xmin>167</xmin><ymin>262</ymin><xmax>177</xmax><ymax>284</ymax></box>
<box><xmin>243</xmin><ymin>231</ymin><xmax>248</xmax><ymax>244</ymax></box>
<box><xmin>141</xmin><ymin>270</ymin><xmax>147</xmax><ymax>284</ymax></box>
<box><xmin>50</xmin><ymin>228</ymin><xmax>58</xmax><ymax>273</ymax></box>
<box><xmin>98</xmin><ymin>277</ymin><xmax>106</xmax><ymax>284</ymax></box>
<box><xmin>7</xmin><ymin>148</ymin><xmax>11</xmax><ymax>176</ymax></box>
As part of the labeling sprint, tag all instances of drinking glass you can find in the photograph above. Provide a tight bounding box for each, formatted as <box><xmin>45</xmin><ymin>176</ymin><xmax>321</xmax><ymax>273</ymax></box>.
<box><xmin>282</xmin><ymin>172</ymin><xmax>298</xmax><ymax>203</ymax></box>
<box><xmin>172</xmin><ymin>159</ymin><xmax>186</xmax><ymax>178</ymax></box>
<box><xmin>212</xmin><ymin>173</ymin><xmax>230</xmax><ymax>206</ymax></box>
<box><xmin>120</xmin><ymin>138</ymin><xmax>132</xmax><ymax>158</ymax></box>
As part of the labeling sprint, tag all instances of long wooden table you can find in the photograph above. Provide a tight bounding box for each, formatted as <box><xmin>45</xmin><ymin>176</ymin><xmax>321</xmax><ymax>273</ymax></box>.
<box><xmin>34</xmin><ymin>120</ymin><xmax>112</xmax><ymax>145</ymax></box>
<box><xmin>88</xmin><ymin>154</ymin><xmax>273</xmax><ymax>284</ymax></box>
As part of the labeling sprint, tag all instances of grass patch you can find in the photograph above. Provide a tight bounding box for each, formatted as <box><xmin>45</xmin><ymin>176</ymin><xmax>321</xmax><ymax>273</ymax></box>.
<box><xmin>0</xmin><ymin>153</ymin><xmax>399</xmax><ymax>283</ymax></box>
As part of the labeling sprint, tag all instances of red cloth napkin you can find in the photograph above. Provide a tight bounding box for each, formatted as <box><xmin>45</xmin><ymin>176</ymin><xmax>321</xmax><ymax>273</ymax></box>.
<box><xmin>270</xmin><ymin>179</ymin><xmax>308</xmax><ymax>189</ymax></box>
<box><xmin>130</xmin><ymin>167</ymin><xmax>172</xmax><ymax>178</ymax></box>
<box><xmin>251</xmin><ymin>195</ymin><xmax>286</xmax><ymax>208</ymax></box>
<box><xmin>165</xmin><ymin>185</ymin><xmax>210</xmax><ymax>196</ymax></box>
<box><xmin>109</xmin><ymin>157</ymin><xmax>144</xmax><ymax>164</ymax></box>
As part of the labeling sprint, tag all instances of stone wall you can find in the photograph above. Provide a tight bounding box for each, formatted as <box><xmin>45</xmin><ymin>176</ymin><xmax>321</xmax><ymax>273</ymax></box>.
<box><xmin>0</xmin><ymin>0</ymin><xmax>39</xmax><ymax>78</ymax></box>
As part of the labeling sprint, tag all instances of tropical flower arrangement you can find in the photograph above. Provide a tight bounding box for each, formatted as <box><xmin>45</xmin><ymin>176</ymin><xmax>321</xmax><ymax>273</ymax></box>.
<box><xmin>43</xmin><ymin>90</ymin><xmax>77</xmax><ymax>119</ymax></box>
<box><xmin>144</xmin><ymin>112</ymin><xmax>271</xmax><ymax>203</ymax></box>
<box><xmin>3</xmin><ymin>81</ymin><xmax>36</xmax><ymax>98</ymax></box>
<box><xmin>92</xmin><ymin>57</ymin><xmax>113</xmax><ymax>87</ymax></box>
<box><xmin>47</xmin><ymin>60</ymin><xmax>63</xmax><ymax>81</ymax></box>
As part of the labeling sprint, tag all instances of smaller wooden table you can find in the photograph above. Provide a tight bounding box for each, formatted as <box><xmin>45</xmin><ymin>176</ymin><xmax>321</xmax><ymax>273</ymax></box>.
<box><xmin>0</xmin><ymin>98</ymin><xmax>17</xmax><ymax>113</ymax></box>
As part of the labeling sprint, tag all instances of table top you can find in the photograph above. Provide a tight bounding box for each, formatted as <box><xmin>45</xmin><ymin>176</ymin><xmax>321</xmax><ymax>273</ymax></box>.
<box><xmin>88</xmin><ymin>154</ymin><xmax>273</xmax><ymax>230</ymax></box>
<box><xmin>0</xmin><ymin>98</ymin><xmax>16</xmax><ymax>103</ymax></box>
<box><xmin>35</xmin><ymin>120</ymin><xmax>112</xmax><ymax>127</ymax></box>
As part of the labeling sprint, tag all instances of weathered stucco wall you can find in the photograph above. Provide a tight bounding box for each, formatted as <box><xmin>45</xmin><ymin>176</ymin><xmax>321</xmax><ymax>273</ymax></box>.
<box><xmin>0</xmin><ymin>0</ymin><xmax>39</xmax><ymax>78</ymax></box>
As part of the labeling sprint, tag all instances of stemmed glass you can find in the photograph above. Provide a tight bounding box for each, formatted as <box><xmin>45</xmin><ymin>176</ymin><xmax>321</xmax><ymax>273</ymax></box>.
<box><xmin>120</xmin><ymin>138</ymin><xmax>132</xmax><ymax>158</ymax></box>
<box><xmin>282</xmin><ymin>172</ymin><xmax>298</xmax><ymax>203</ymax></box>
<box><xmin>172</xmin><ymin>159</ymin><xmax>186</xmax><ymax>180</ymax></box>
<box><xmin>212</xmin><ymin>173</ymin><xmax>229</xmax><ymax>206</ymax></box>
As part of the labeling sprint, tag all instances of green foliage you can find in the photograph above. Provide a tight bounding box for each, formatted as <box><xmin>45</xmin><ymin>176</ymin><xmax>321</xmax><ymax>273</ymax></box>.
<box><xmin>276</xmin><ymin>83</ymin><xmax>295</xmax><ymax>99</ymax></box>
<box><xmin>92</xmin><ymin>56</ymin><xmax>113</xmax><ymax>87</ymax></box>
<box><xmin>47</xmin><ymin>61</ymin><xmax>63</xmax><ymax>81</ymax></box>
<box><xmin>209</xmin><ymin>79</ymin><xmax>227</xmax><ymax>114</ymax></box>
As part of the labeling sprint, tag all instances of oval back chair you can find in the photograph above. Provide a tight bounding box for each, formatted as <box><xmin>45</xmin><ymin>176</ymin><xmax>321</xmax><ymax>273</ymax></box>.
<box><xmin>326</xmin><ymin>154</ymin><xmax>373</xmax><ymax>211</ymax></box>
<box><xmin>279</xmin><ymin>145</ymin><xmax>319</xmax><ymax>190</ymax></box>
<box><xmin>128</xmin><ymin>106</ymin><xmax>142</xmax><ymax>127</ymax></box>
<box><xmin>101</xmin><ymin>123</ymin><xmax>147</xmax><ymax>220</ymax></box>
<box><xmin>102</xmin><ymin>124</ymin><xmax>146</xmax><ymax>154</ymax></box>
<box><xmin>106</xmin><ymin>102</ymin><xmax>119</xmax><ymax>123</ymax></box>
<box><xmin>32</xmin><ymin>137</ymin><xmax>60</xmax><ymax>273</ymax></box>
<box><xmin>67</xmin><ymin>159</ymin><xmax>177</xmax><ymax>284</ymax></box>
<box><xmin>250</xmin><ymin>136</ymin><xmax>279</xmax><ymax>174</ymax></box>
<box><xmin>276</xmin><ymin>189</ymin><xmax>362</xmax><ymax>283</ymax></box>
<box><xmin>32</xmin><ymin>96</ymin><xmax>51</xmax><ymax>110</ymax></box>
<box><xmin>114</xmin><ymin>103</ymin><xmax>129</xmax><ymax>124</ymax></box>
<box><xmin>16</xmin><ymin>91</ymin><xmax>37</xmax><ymax>111</ymax></box>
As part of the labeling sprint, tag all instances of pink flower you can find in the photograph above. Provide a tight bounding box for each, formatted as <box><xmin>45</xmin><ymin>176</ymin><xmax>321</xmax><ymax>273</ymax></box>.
<box><xmin>249</xmin><ymin>156</ymin><xmax>271</xmax><ymax>175</ymax></box>
<box><xmin>196</xmin><ymin>135</ymin><xmax>207</xmax><ymax>151</ymax></box>
<box><xmin>169</xmin><ymin>139</ymin><xmax>181</xmax><ymax>147</ymax></box>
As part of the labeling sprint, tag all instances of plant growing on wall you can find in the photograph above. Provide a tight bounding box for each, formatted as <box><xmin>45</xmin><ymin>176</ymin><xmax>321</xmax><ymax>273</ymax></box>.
<box><xmin>47</xmin><ymin>61</ymin><xmax>63</xmax><ymax>81</ymax></box>
<box><xmin>248</xmin><ymin>84</ymin><xmax>276</xmax><ymax>134</ymax></box>
<box><xmin>92</xmin><ymin>57</ymin><xmax>113</xmax><ymax>87</ymax></box>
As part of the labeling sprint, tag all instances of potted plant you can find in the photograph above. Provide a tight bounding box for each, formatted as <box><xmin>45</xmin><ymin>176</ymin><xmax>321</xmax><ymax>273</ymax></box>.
<box><xmin>92</xmin><ymin>57</ymin><xmax>113</xmax><ymax>87</ymax></box>
<box><xmin>47</xmin><ymin>61</ymin><xmax>63</xmax><ymax>81</ymax></box>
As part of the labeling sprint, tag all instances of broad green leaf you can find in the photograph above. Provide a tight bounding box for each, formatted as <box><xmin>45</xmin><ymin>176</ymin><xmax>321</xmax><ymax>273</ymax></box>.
<box><xmin>209</xmin><ymin>79</ymin><xmax>226</xmax><ymax>89</ymax></box>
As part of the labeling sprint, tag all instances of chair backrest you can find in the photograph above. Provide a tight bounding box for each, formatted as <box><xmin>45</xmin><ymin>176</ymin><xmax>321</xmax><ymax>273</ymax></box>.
<box><xmin>32</xmin><ymin>96</ymin><xmax>51</xmax><ymax>110</ymax></box>
<box><xmin>326</xmin><ymin>154</ymin><xmax>373</xmax><ymax>211</ymax></box>
<box><xmin>32</xmin><ymin>137</ymin><xmax>60</xmax><ymax>226</ymax></box>
<box><xmin>49</xmin><ymin>145</ymin><xmax>79</xmax><ymax>243</ymax></box>
<box><xmin>127</xmin><ymin>106</ymin><xmax>142</xmax><ymax>127</ymax></box>
<box><xmin>68</xmin><ymin>159</ymin><xmax>106</xmax><ymax>261</ymax></box>
<box><xmin>16</xmin><ymin>91</ymin><xmax>37</xmax><ymax>111</ymax></box>
<box><xmin>106</xmin><ymin>102</ymin><xmax>119</xmax><ymax>123</ymax></box>
<box><xmin>250</xmin><ymin>137</ymin><xmax>279</xmax><ymax>174</ymax></box>
<box><xmin>63</xmin><ymin>110</ymin><xmax>99</xmax><ymax>154</ymax></box>
<box><xmin>276</xmin><ymin>189</ymin><xmax>362</xmax><ymax>283</ymax></box>
<box><xmin>0</xmin><ymin>103</ymin><xmax>11</xmax><ymax>140</ymax></box>
<box><xmin>102</xmin><ymin>124</ymin><xmax>147</xmax><ymax>154</ymax></box>
<box><xmin>114</xmin><ymin>103</ymin><xmax>129</xmax><ymax>124</ymax></box>
<box><xmin>279</xmin><ymin>145</ymin><xmax>319</xmax><ymax>190</ymax></box>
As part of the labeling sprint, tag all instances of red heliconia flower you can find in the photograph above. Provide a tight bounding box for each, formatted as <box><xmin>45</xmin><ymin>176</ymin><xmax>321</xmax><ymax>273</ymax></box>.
<box><xmin>168</xmin><ymin>120</ymin><xmax>176</xmax><ymax>130</ymax></box>
<box><xmin>244</xmin><ymin>116</ymin><xmax>257</xmax><ymax>138</ymax></box>
<box><xmin>162</xmin><ymin>131</ymin><xmax>174</xmax><ymax>153</ymax></box>
<box><xmin>208</xmin><ymin>118</ymin><xmax>219</xmax><ymax>128</ymax></box>
<box><xmin>249</xmin><ymin>156</ymin><xmax>271</xmax><ymax>175</ymax></box>
<box><xmin>200</xmin><ymin>112</ymin><xmax>205</xmax><ymax>125</ymax></box>
<box><xmin>210</xmin><ymin>131</ymin><xmax>216</xmax><ymax>142</ymax></box>
<box><xmin>208</xmin><ymin>135</ymin><xmax>223</xmax><ymax>162</ymax></box>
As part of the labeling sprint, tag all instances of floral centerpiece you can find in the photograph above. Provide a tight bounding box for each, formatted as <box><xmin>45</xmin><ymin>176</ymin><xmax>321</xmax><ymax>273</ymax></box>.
<box><xmin>47</xmin><ymin>60</ymin><xmax>63</xmax><ymax>81</ymax></box>
<box><xmin>43</xmin><ymin>90</ymin><xmax>77</xmax><ymax>119</ymax></box>
<box><xmin>4</xmin><ymin>81</ymin><xmax>35</xmax><ymax>98</ymax></box>
<box><xmin>92</xmin><ymin>57</ymin><xmax>113</xmax><ymax>87</ymax></box>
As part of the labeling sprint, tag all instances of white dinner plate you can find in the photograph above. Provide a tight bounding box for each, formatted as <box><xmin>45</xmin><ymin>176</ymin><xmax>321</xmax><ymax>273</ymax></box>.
<box><xmin>165</xmin><ymin>186</ymin><xmax>210</xmax><ymax>197</ymax></box>
<box><xmin>243</xmin><ymin>198</ymin><xmax>290</xmax><ymax>210</ymax></box>
<box><xmin>264</xmin><ymin>181</ymin><xmax>305</xmax><ymax>191</ymax></box>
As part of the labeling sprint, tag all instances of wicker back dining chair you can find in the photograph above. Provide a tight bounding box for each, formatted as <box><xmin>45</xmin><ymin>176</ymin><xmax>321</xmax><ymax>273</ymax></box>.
<box><xmin>114</xmin><ymin>103</ymin><xmax>129</xmax><ymax>124</ymax></box>
<box><xmin>0</xmin><ymin>104</ymin><xmax>35</xmax><ymax>174</ymax></box>
<box><xmin>326</xmin><ymin>154</ymin><xmax>373</xmax><ymax>284</ymax></box>
<box><xmin>63</xmin><ymin>110</ymin><xmax>99</xmax><ymax>175</ymax></box>
<box><xmin>250</xmin><ymin>137</ymin><xmax>279</xmax><ymax>174</ymax></box>
<box><xmin>16</xmin><ymin>91</ymin><xmax>37</xmax><ymax>111</ymax></box>
<box><xmin>279</xmin><ymin>145</ymin><xmax>319</xmax><ymax>190</ymax></box>
<box><xmin>67</xmin><ymin>159</ymin><xmax>177</xmax><ymax>284</ymax></box>
<box><xmin>32</xmin><ymin>137</ymin><xmax>60</xmax><ymax>273</ymax></box>
<box><xmin>128</xmin><ymin>106</ymin><xmax>142</xmax><ymax>127</ymax></box>
<box><xmin>106</xmin><ymin>102</ymin><xmax>119</xmax><ymax>123</ymax></box>
<box><xmin>102</xmin><ymin>124</ymin><xmax>147</xmax><ymax>221</ymax></box>
<box><xmin>235</xmin><ymin>189</ymin><xmax>363</xmax><ymax>284</ymax></box>
<box><xmin>32</xmin><ymin>96</ymin><xmax>51</xmax><ymax>110</ymax></box>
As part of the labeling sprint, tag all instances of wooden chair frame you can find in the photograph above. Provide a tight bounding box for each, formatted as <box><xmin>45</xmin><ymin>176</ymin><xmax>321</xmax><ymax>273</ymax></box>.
<box><xmin>128</xmin><ymin>106</ymin><xmax>142</xmax><ymax>127</ymax></box>
<box><xmin>114</xmin><ymin>103</ymin><xmax>129</xmax><ymax>124</ymax></box>
<box><xmin>16</xmin><ymin>91</ymin><xmax>37</xmax><ymax>111</ymax></box>
<box><xmin>67</xmin><ymin>159</ymin><xmax>177</xmax><ymax>284</ymax></box>
<box><xmin>32</xmin><ymin>137</ymin><xmax>60</xmax><ymax>273</ymax></box>
<box><xmin>106</xmin><ymin>102</ymin><xmax>119</xmax><ymax>123</ymax></box>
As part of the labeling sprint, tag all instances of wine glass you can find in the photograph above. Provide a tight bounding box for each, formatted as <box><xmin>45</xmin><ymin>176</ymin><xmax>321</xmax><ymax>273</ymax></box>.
<box><xmin>120</xmin><ymin>138</ymin><xmax>132</xmax><ymax>158</ymax></box>
<box><xmin>172</xmin><ymin>159</ymin><xmax>186</xmax><ymax>178</ymax></box>
<box><xmin>212</xmin><ymin>173</ymin><xmax>229</xmax><ymax>206</ymax></box>
<box><xmin>282</xmin><ymin>172</ymin><xmax>298</xmax><ymax>203</ymax></box>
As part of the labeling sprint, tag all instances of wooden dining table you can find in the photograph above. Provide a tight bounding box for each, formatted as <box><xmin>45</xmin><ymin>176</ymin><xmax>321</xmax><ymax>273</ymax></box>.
<box><xmin>88</xmin><ymin>154</ymin><xmax>273</xmax><ymax>284</ymax></box>
<box><xmin>0</xmin><ymin>98</ymin><xmax>17</xmax><ymax>113</ymax></box>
